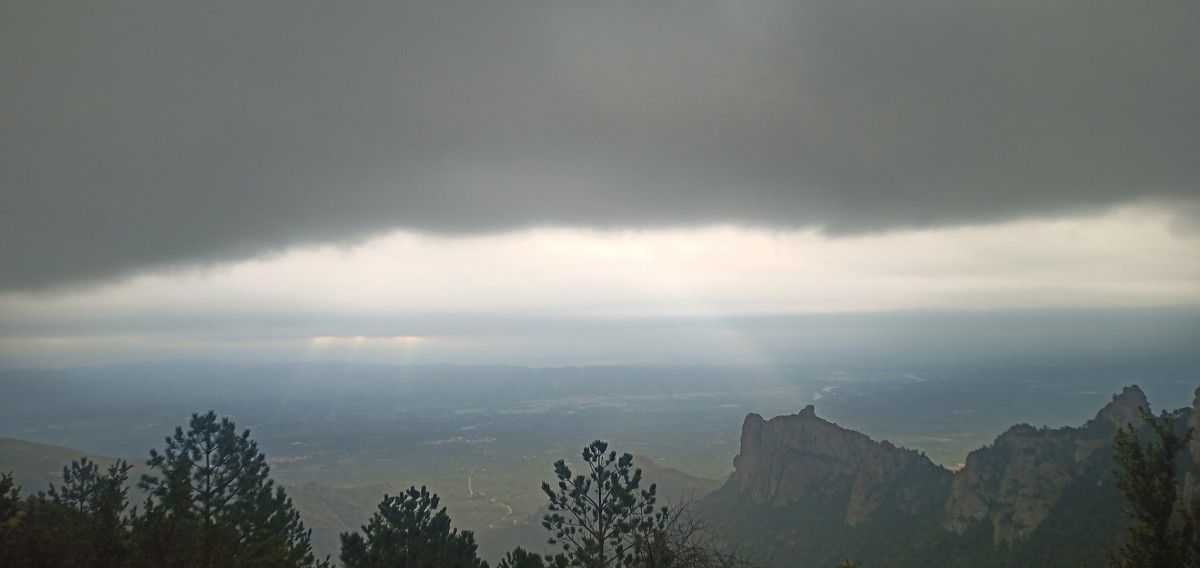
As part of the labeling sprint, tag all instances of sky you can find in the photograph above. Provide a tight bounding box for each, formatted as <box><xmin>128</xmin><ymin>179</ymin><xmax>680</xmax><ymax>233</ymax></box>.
<box><xmin>1</xmin><ymin>1</ymin><xmax>1198</xmax><ymax>368</ymax></box>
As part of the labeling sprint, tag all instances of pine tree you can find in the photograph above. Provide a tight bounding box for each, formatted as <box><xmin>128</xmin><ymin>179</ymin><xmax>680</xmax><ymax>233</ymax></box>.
<box><xmin>497</xmin><ymin>547</ymin><xmax>570</xmax><ymax>568</ymax></box>
<box><xmin>1</xmin><ymin>459</ymin><xmax>132</xmax><ymax>567</ymax></box>
<box><xmin>0</xmin><ymin>473</ymin><xmax>18</xmax><ymax>526</ymax></box>
<box><xmin>339</xmin><ymin>485</ymin><xmax>486</xmax><ymax>568</ymax></box>
<box><xmin>0</xmin><ymin>473</ymin><xmax>23</xmax><ymax>566</ymax></box>
<box><xmin>541</xmin><ymin>440</ymin><xmax>665</xmax><ymax>568</ymax></box>
<box><xmin>48</xmin><ymin>458</ymin><xmax>133</xmax><ymax>567</ymax></box>
<box><xmin>1112</xmin><ymin>408</ymin><xmax>1196</xmax><ymax>567</ymax></box>
<box><xmin>132</xmin><ymin>411</ymin><xmax>320</xmax><ymax>567</ymax></box>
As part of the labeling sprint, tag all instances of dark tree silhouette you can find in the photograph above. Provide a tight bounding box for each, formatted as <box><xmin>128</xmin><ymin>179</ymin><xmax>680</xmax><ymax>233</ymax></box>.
<box><xmin>133</xmin><ymin>411</ymin><xmax>320</xmax><ymax>567</ymax></box>
<box><xmin>541</xmin><ymin>440</ymin><xmax>665</xmax><ymax>568</ymax></box>
<box><xmin>1</xmin><ymin>459</ymin><xmax>132</xmax><ymax>567</ymax></box>
<box><xmin>339</xmin><ymin>485</ymin><xmax>486</xmax><ymax>568</ymax></box>
<box><xmin>0</xmin><ymin>473</ymin><xmax>20</xmax><ymax>558</ymax></box>
<box><xmin>496</xmin><ymin>546</ymin><xmax>569</xmax><ymax>568</ymax></box>
<box><xmin>1112</xmin><ymin>408</ymin><xmax>1198</xmax><ymax>568</ymax></box>
<box><xmin>51</xmin><ymin>458</ymin><xmax>133</xmax><ymax>567</ymax></box>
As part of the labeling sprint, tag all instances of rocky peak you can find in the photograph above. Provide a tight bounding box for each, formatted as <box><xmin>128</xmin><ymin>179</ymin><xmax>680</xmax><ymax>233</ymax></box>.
<box><xmin>705</xmin><ymin>385</ymin><xmax>1195</xmax><ymax>565</ymax></box>
<box><xmin>946</xmin><ymin>385</ymin><xmax>1150</xmax><ymax>546</ymax></box>
<box><xmin>731</xmin><ymin>405</ymin><xmax>950</xmax><ymax>525</ymax></box>
<box><xmin>1093</xmin><ymin>385</ymin><xmax>1149</xmax><ymax>427</ymax></box>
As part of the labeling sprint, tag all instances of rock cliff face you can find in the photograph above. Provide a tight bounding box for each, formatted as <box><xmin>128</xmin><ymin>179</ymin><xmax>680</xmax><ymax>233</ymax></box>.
<box><xmin>703</xmin><ymin>385</ymin><xmax>1197</xmax><ymax>567</ymax></box>
<box><xmin>1094</xmin><ymin>385</ymin><xmax>1152</xmax><ymax>427</ymax></box>
<box><xmin>942</xmin><ymin>385</ymin><xmax>1149</xmax><ymax>544</ymax></box>
<box><xmin>731</xmin><ymin>404</ymin><xmax>951</xmax><ymax>525</ymax></box>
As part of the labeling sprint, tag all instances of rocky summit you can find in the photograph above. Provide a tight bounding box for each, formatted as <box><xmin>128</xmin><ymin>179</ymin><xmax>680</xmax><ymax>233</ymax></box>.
<box><xmin>944</xmin><ymin>385</ymin><xmax>1149</xmax><ymax>545</ymax></box>
<box><xmin>732</xmin><ymin>404</ymin><xmax>950</xmax><ymax>525</ymax></box>
<box><xmin>701</xmin><ymin>385</ymin><xmax>1198</xmax><ymax>567</ymax></box>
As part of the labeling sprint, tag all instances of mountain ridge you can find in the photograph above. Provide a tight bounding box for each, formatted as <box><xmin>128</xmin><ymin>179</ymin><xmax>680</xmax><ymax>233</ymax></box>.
<box><xmin>700</xmin><ymin>384</ymin><xmax>1197</xmax><ymax>567</ymax></box>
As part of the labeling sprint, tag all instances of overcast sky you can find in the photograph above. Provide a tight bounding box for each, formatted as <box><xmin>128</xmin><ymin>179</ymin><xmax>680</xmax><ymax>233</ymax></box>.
<box><xmin>1</xmin><ymin>1</ymin><xmax>1198</xmax><ymax>367</ymax></box>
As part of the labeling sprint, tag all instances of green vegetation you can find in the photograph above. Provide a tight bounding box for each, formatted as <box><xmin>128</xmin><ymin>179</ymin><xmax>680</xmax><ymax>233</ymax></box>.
<box><xmin>0</xmin><ymin>473</ymin><xmax>17</xmax><ymax>536</ymax></box>
<box><xmin>134</xmin><ymin>411</ymin><xmax>320</xmax><ymax>567</ymax></box>
<box><xmin>340</xmin><ymin>485</ymin><xmax>485</xmax><ymax>567</ymax></box>
<box><xmin>0</xmin><ymin>413</ymin><xmax>751</xmax><ymax>567</ymax></box>
<box><xmin>1</xmin><ymin>458</ymin><xmax>132</xmax><ymax>567</ymax></box>
<box><xmin>1</xmin><ymin>412</ymin><xmax>324</xmax><ymax>567</ymax></box>
<box><xmin>1112</xmin><ymin>409</ymin><xmax>1200</xmax><ymax>567</ymax></box>
<box><xmin>537</xmin><ymin>440</ymin><xmax>754</xmax><ymax>568</ymax></box>
<box><xmin>541</xmin><ymin>441</ymin><xmax>664</xmax><ymax>567</ymax></box>
<box><xmin>497</xmin><ymin>547</ymin><xmax>567</xmax><ymax>568</ymax></box>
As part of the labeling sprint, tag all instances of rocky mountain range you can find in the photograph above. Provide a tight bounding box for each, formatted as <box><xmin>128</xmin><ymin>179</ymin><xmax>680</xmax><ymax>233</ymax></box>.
<box><xmin>700</xmin><ymin>385</ymin><xmax>1196</xmax><ymax>567</ymax></box>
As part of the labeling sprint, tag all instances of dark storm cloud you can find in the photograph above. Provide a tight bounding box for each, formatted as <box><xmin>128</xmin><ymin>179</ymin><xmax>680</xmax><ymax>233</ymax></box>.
<box><xmin>3</xmin><ymin>0</ymin><xmax>1197</xmax><ymax>290</ymax></box>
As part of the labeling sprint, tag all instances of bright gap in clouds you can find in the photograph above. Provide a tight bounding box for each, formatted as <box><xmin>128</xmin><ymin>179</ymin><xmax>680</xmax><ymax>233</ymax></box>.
<box><xmin>0</xmin><ymin>204</ymin><xmax>1197</xmax><ymax>367</ymax></box>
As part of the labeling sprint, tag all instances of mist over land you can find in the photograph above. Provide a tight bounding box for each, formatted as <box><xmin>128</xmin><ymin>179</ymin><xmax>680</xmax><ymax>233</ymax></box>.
<box><xmin>3</xmin><ymin>353</ymin><xmax>1198</xmax><ymax>561</ymax></box>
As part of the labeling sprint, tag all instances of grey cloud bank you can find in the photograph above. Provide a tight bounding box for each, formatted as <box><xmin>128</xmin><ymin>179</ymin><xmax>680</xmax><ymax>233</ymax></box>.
<box><xmin>3</xmin><ymin>1</ymin><xmax>1198</xmax><ymax>290</ymax></box>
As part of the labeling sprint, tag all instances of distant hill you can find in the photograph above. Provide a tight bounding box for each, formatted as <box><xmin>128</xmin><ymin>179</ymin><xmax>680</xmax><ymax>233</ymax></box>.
<box><xmin>283</xmin><ymin>481</ymin><xmax>398</xmax><ymax>561</ymax></box>
<box><xmin>0</xmin><ymin>437</ymin><xmax>150</xmax><ymax>496</ymax></box>
<box><xmin>0</xmin><ymin>437</ymin><xmax>381</xmax><ymax>562</ymax></box>
<box><xmin>699</xmin><ymin>385</ymin><xmax>1199</xmax><ymax>567</ymax></box>
<box><xmin>634</xmin><ymin>454</ymin><xmax>723</xmax><ymax>504</ymax></box>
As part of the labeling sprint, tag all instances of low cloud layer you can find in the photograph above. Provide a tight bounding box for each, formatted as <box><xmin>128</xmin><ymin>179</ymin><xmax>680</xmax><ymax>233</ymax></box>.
<box><xmin>3</xmin><ymin>1</ymin><xmax>1198</xmax><ymax>290</ymax></box>
<box><xmin>2</xmin><ymin>206</ymin><xmax>1197</xmax><ymax>366</ymax></box>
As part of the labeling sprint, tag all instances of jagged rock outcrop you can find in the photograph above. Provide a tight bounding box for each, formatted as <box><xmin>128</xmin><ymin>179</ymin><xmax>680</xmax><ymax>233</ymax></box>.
<box><xmin>731</xmin><ymin>404</ymin><xmax>951</xmax><ymax>525</ymax></box>
<box><xmin>702</xmin><ymin>385</ymin><xmax>1197</xmax><ymax>567</ymax></box>
<box><xmin>1094</xmin><ymin>385</ymin><xmax>1151</xmax><ymax>428</ymax></box>
<box><xmin>943</xmin><ymin>385</ymin><xmax>1149</xmax><ymax>545</ymax></box>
